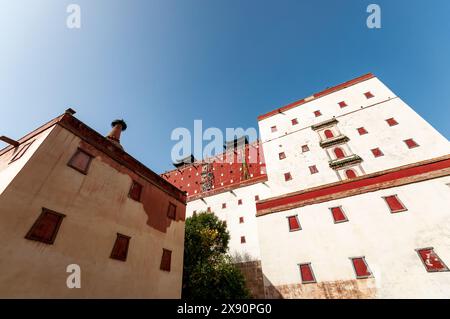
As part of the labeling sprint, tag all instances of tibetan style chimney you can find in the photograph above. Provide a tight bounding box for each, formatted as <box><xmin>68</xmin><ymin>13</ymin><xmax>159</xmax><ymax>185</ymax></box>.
<box><xmin>106</xmin><ymin>119</ymin><xmax>127</xmax><ymax>149</ymax></box>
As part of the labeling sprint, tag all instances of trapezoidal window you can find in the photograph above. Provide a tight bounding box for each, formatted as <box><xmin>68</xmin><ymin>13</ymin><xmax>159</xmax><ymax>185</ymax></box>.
<box><xmin>240</xmin><ymin>236</ymin><xmax>246</xmax><ymax>244</ymax></box>
<box><xmin>416</xmin><ymin>248</ymin><xmax>449</xmax><ymax>272</ymax></box>
<box><xmin>314</xmin><ymin>110</ymin><xmax>322</xmax><ymax>117</ymax></box>
<box><xmin>309</xmin><ymin>165</ymin><xmax>319</xmax><ymax>175</ymax></box>
<box><xmin>383</xmin><ymin>195</ymin><xmax>407</xmax><ymax>213</ymax></box>
<box><xmin>324</xmin><ymin>129</ymin><xmax>334</xmax><ymax>139</ymax></box>
<box><xmin>110</xmin><ymin>233</ymin><xmax>130</xmax><ymax>262</ymax></box>
<box><xmin>357</xmin><ymin>127</ymin><xmax>368</xmax><ymax>135</ymax></box>
<box><xmin>371</xmin><ymin>147</ymin><xmax>384</xmax><ymax>158</ymax></box>
<box><xmin>9</xmin><ymin>140</ymin><xmax>34</xmax><ymax>164</ymax></box>
<box><xmin>345</xmin><ymin>169</ymin><xmax>357</xmax><ymax>179</ymax></box>
<box><xmin>404</xmin><ymin>138</ymin><xmax>419</xmax><ymax>149</ymax></box>
<box><xmin>25</xmin><ymin>208</ymin><xmax>65</xmax><ymax>245</ymax></box>
<box><xmin>67</xmin><ymin>148</ymin><xmax>93</xmax><ymax>175</ymax></box>
<box><xmin>167</xmin><ymin>203</ymin><xmax>177</xmax><ymax>220</ymax></box>
<box><xmin>350</xmin><ymin>257</ymin><xmax>372</xmax><ymax>279</ymax></box>
<box><xmin>364</xmin><ymin>91</ymin><xmax>374</xmax><ymax>99</ymax></box>
<box><xmin>160</xmin><ymin>249</ymin><xmax>172</xmax><ymax>272</ymax></box>
<box><xmin>330</xmin><ymin>206</ymin><xmax>348</xmax><ymax>223</ymax></box>
<box><xmin>386</xmin><ymin>117</ymin><xmax>398</xmax><ymax>126</ymax></box>
<box><xmin>291</xmin><ymin>118</ymin><xmax>299</xmax><ymax>125</ymax></box>
<box><xmin>301</xmin><ymin>145</ymin><xmax>310</xmax><ymax>153</ymax></box>
<box><xmin>239</xmin><ymin>216</ymin><xmax>244</xmax><ymax>223</ymax></box>
<box><xmin>284</xmin><ymin>172</ymin><xmax>292</xmax><ymax>181</ymax></box>
<box><xmin>334</xmin><ymin>147</ymin><xmax>345</xmax><ymax>159</ymax></box>
<box><xmin>129</xmin><ymin>181</ymin><xmax>143</xmax><ymax>202</ymax></box>
<box><xmin>299</xmin><ymin>263</ymin><xmax>316</xmax><ymax>284</ymax></box>
<box><xmin>271</xmin><ymin>126</ymin><xmax>277</xmax><ymax>133</ymax></box>
<box><xmin>338</xmin><ymin>101</ymin><xmax>347</xmax><ymax>108</ymax></box>
<box><xmin>287</xmin><ymin>215</ymin><xmax>301</xmax><ymax>231</ymax></box>
<box><xmin>279</xmin><ymin>152</ymin><xmax>286</xmax><ymax>160</ymax></box>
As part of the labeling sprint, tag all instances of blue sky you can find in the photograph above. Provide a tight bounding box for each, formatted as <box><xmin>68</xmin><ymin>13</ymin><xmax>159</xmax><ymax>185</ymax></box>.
<box><xmin>0</xmin><ymin>0</ymin><xmax>449</xmax><ymax>173</ymax></box>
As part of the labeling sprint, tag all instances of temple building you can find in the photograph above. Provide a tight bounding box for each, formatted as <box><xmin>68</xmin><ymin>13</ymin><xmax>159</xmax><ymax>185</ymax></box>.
<box><xmin>0</xmin><ymin>110</ymin><xmax>186</xmax><ymax>298</ymax></box>
<box><xmin>162</xmin><ymin>73</ymin><xmax>450</xmax><ymax>298</ymax></box>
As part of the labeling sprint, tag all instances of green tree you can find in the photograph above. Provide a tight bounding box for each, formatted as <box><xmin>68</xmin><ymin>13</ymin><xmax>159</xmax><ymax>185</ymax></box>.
<box><xmin>182</xmin><ymin>212</ymin><xmax>250</xmax><ymax>299</ymax></box>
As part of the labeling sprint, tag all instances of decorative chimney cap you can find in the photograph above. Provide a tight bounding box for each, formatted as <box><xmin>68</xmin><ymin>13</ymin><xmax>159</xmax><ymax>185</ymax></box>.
<box><xmin>111</xmin><ymin>119</ymin><xmax>127</xmax><ymax>131</ymax></box>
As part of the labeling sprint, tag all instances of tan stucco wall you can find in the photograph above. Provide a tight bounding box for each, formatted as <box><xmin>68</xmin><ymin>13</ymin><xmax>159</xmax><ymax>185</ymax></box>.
<box><xmin>0</xmin><ymin>125</ymin><xmax>185</xmax><ymax>298</ymax></box>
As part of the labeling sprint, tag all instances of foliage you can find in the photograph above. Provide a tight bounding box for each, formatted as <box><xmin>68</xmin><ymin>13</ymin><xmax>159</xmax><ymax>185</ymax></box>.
<box><xmin>182</xmin><ymin>212</ymin><xmax>250</xmax><ymax>299</ymax></box>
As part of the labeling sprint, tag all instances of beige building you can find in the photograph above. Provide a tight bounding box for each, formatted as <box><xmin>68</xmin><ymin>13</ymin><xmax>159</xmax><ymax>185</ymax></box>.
<box><xmin>0</xmin><ymin>110</ymin><xmax>186</xmax><ymax>298</ymax></box>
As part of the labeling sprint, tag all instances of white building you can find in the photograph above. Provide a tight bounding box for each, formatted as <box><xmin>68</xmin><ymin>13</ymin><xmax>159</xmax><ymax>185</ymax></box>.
<box><xmin>163</xmin><ymin>73</ymin><xmax>450</xmax><ymax>298</ymax></box>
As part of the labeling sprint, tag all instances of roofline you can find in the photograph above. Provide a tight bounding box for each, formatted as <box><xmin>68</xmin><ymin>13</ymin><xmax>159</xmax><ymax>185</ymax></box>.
<box><xmin>257</xmin><ymin>73</ymin><xmax>376</xmax><ymax>122</ymax></box>
<box><xmin>0</xmin><ymin>112</ymin><xmax>186</xmax><ymax>203</ymax></box>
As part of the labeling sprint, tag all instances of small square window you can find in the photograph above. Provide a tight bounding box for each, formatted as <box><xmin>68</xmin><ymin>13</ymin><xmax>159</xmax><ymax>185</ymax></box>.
<box><xmin>284</xmin><ymin>172</ymin><xmax>292</xmax><ymax>181</ymax></box>
<box><xmin>357</xmin><ymin>127</ymin><xmax>368</xmax><ymax>135</ymax></box>
<box><xmin>238</xmin><ymin>199</ymin><xmax>243</xmax><ymax>205</ymax></box>
<box><xmin>416</xmin><ymin>248</ymin><xmax>449</xmax><ymax>272</ymax></box>
<box><xmin>110</xmin><ymin>233</ymin><xmax>131</xmax><ymax>262</ymax></box>
<box><xmin>222</xmin><ymin>203</ymin><xmax>227</xmax><ymax>209</ymax></box>
<box><xmin>254</xmin><ymin>195</ymin><xmax>260</xmax><ymax>201</ymax></box>
<box><xmin>364</xmin><ymin>91</ymin><xmax>374</xmax><ymax>99</ymax></box>
<box><xmin>129</xmin><ymin>181</ymin><xmax>142</xmax><ymax>202</ymax></box>
<box><xmin>386</xmin><ymin>118</ymin><xmax>398</xmax><ymax>126</ymax></box>
<box><xmin>301</xmin><ymin>145</ymin><xmax>309</xmax><ymax>153</ymax></box>
<box><xmin>279</xmin><ymin>152</ymin><xmax>286</xmax><ymax>160</ymax></box>
<box><xmin>207</xmin><ymin>207</ymin><xmax>211</xmax><ymax>212</ymax></box>
<box><xmin>404</xmin><ymin>138</ymin><xmax>419</xmax><ymax>149</ymax></box>
<box><xmin>287</xmin><ymin>215</ymin><xmax>301</xmax><ymax>231</ymax></box>
<box><xmin>25</xmin><ymin>208</ymin><xmax>65</xmax><ymax>245</ymax></box>
<box><xmin>299</xmin><ymin>263</ymin><xmax>316</xmax><ymax>284</ymax></box>
<box><xmin>330</xmin><ymin>206</ymin><xmax>348</xmax><ymax>223</ymax></box>
<box><xmin>383</xmin><ymin>195</ymin><xmax>407</xmax><ymax>213</ymax></box>
<box><xmin>167</xmin><ymin>203</ymin><xmax>177</xmax><ymax>219</ymax></box>
<box><xmin>271</xmin><ymin>126</ymin><xmax>277</xmax><ymax>133</ymax></box>
<box><xmin>314</xmin><ymin>110</ymin><xmax>322</xmax><ymax>117</ymax></box>
<box><xmin>9</xmin><ymin>140</ymin><xmax>34</xmax><ymax>163</ymax></box>
<box><xmin>350</xmin><ymin>257</ymin><xmax>372</xmax><ymax>278</ymax></box>
<box><xmin>338</xmin><ymin>101</ymin><xmax>347</xmax><ymax>108</ymax></box>
<box><xmin>68</xmin><ymin>148</ymin><xmax>94</xmax><ymax>175</ymax></box>
<box><xmin>239</xmin><ymin>217</ymin><xmax>244</xmax><ymax>224</ymax></box>
<box><xmin>240</xmin><ymin>236</ymin><xmax>246</xmax><ymax>244</ymax></box>
<box><xmin>160</xmin><ymin>249</ymin><xmax>172</xmax><ymax>272</ymax></box>
<box><xmin>291</xmin><ymin>118</ymin><xmax>299</xmax><ymax>125</ymax></box>
<box><xmin>309</xmin><ymin>165</ymin><xmax>318</xmax><ymax>174</ymax></box>
<box><xmin>371</xmin><ymin>148</ymin><xmax>384</xmax><ymax>158</ymax></box>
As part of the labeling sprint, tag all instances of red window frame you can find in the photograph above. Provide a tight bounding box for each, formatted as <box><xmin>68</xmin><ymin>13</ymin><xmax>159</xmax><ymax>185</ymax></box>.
<box><xmin>314</xmin><ymin>110</ymin><xmax>322</xmax><ymax>117</ymax></box>
<box><xmin>25</xmin><ymin>208</ymin><xmax>66</xmax><ymax>245</ymax></box>
<box><xmin>279</xmin><ymin>152</ymin><xmax>286</xmax><ymax>160</ymax></box>
<box><xmin>324</xmin><ymin>129</ymin><xmax>334</xmax><ymax>139</ymax></box>
<box><xmin>67</xmin><ymin>148</ymin><xmax>94</xmax><ymax>175</ymax></box>
<box><xmin>287</xmin><ymin>215</ymin><xmax>301</xmax><ymax>231</ymax></box>
<box><xmin>309</xmin><ymin>165</ymin><xmax>318</xmax><ymax>175</ymax></box>
<box><xmin>301</xmin><ymin>145</ymin><xmax>309</xmax><ymax>153</ymax></box>
<box><xmin>357</xmin><ymin>127</ymin><xmax>368</xmax><ymax>135</ymax></box>
<box><xmin>364</xmin><ymin>91</ymin><xmax>374</xmax><ymax>99</ymax></box>
<box><xmin>338</xmin><ymin>101</ymin><xmax>347</xmax><ymax>108</ymax></box>
<box><xmin>330</xmin><ymin>206</ymin><xmax>348</xmax><ymax>223</ymax></box>
<box><xmin>371</xmin><ymin>148</ymin><xmax>384</xmax><ymax>158</ymax></box>
<box><xmin>299</xmin><ymin>263</ymin><xmax>316</xmax><ymax>284</ymax></box>
<box><xmin>386</xmin><ymin>117</ymin><xmax>398</xmax><ymax>126</ymax></box>
<box><xmin>240</xmin><ymin>236</ymin><xmax>246</xmax><ymax>244</ymax></box>
<box><xmin>222</xmin><ymin>203</ymin><xmax>227</xmax><ymax>209</ymax></box>
<box><xmin>167</xmin><ymin>202</ymin><xmax>177</xmax><ymax>219</ymax></box>
<box><xmin>254</xmin><ymin>195</ymin><xmax>260</xmax><ymax>201</ymax></box>
<box><xmin>345</xmin><ymin>169</ymin><xmax>357</xmax><ymax>179</ymax></box>
<box><xmin>350</xmin><ymin>257</ymin><xmax>372</xmax><ymax>278</ymax></box>
<box><xmin>160</xmin><ymin>249</ymin><xmax>172</xmax><ymax>272</ymax></box>
<box><xmin>110</xmin><ymin>233</ymin><xmax>131</xmax><ymax>262</ymax></box>
<box><xmin>128</xmin><ymin>181</ymin><xmax>143</xmax><ymax>202</ymax></box>
<box><xmin>416</xmin><ymin>248</ymin><xmax>449</xmax><ymax>272</ymax></box>
<box><xmin>334</xmin><ymin>147</ymin><xmax>345</xmax><ymax>159</ymax></box>
<box><xmin>238</xmin><ymin>199</ymin><xmax>243</xmax><ymax>205</ymax></box>
<box><xmin>404</xmin><ymin>138</ymin><xmax>419</xmax><ymax>149</ymax></box>
<box><xmin>291</xmin><ymin>118</ymin><xmax>299</xmax><ymax>125</ymax></box>
<box><xmin>239</xmin><ymin>217</ymin><xmax>244</xmax><ymax>224</ymax></box>
<box><xmin>284</xmin><ymin>172</ymin><xmax>292</xmax><ymax>181</ymax></box>
<box><xmin>383</xmin><ymin>195</ymin><xmax>407</xmax><ymax>213</ymax></box>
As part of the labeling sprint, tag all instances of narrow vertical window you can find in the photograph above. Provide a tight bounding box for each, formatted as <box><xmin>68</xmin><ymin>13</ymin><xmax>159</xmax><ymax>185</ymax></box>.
<box><xmin>160</xmin><ymin>249</ymin><xmax>172</xmax><ymax>272</ymax></box>
<box><xmin>291</xmin><ymin>118</ymin><xmax>299</xmax><ymax>125</ymax></box>
<box><xmin>299</xmin><ymin>263</ymin><xmax>316</xmax><ymax>284</ymax></box>
<box><xmin>167</xmin><ymin>202</ymin><xmax>177</xmax><ymax>219</ymax></box>
<box><xmin>371</xmin><ymin>148</ymin><xmax>384</xmax><ymax>158</ymax></box>
<box><xmin>416</xmin><ymin>248</ymin><xmax>449</xmax><ymax>272</ymax></box>
<box><xmin>9</xmin><ymin>140</ymin><xmax>34</xmax><ymax>163</ymax></box>
<box><xmin>25</xmin><ymin>208</ymin><xmax>65</xmax><ymax>244</ymax></box>
<box><xmin>279</xmin><ymin>152</ymin><xmax>286</xmax><ymax>160</ymax></box>
<box><xmin>309</xmin><ymin>165</ymin><xmax>318</xmax><ymax>174</ymax></box>
<box><xmin>301</xmin><ymin>145</ymin><xmax>309</xmax><ymax>153</ymax></box>
<box><xmin>324</xmin><ymin>129</ymin><xmax>334</xmax><ymax>139</ymax></box>
<box><xmin>338</xmin><ymin>101</ymin><xmax>347</xmax><ymax>108</ymax></box>
<box><xmin>350</xmin><ymin>257</ymin><xmax>372</xmax><ymax>278</ymax></box>
<box><xmin>334</xmin><ymin>147</ymin><xmax>345</xmax><ymax>159</ymax></box>
<box><xmin>364</xmin><ymin>91</ymin><xmax>374</xmax><ymax>99</ymax></box>
<box><xmin>110</xmin><ymin>233</ymin><xmax>131</xmax><ymax>262</ymax></box>
<box><xmin>67</xmin><ymin>148</ymin><xmax>93</xmax><ymax>174</ymax></box>
<box><xmin>357</xmin><ymin>127</ymin><xmax>368</xmax><ymax>135</ymax></box>
<box><xmin>330</xmin><ymin>206</ymin><xmax>348</xmax><ymax>223</ymax></box>
<box><xmin>128</xmin><ymin>181</ymin><xmax>142</xmax><ymax>202</ymax></box>
<box><xmin>314</xmin><ymin>110</ymin><xmax>322</xmax><ymax>117</ymax></box>
<box><xmin>207</xmin><ymin>207</ymin><xmax>211</xmax><ymax>212</ymax></box>
<box><xmin>383</xmin><ymin>195</ymin><xmax>407</xmax><ymax>213</ymax></box>
<box><xmin>386</xmin><ymin>118</ymin><xmax>398</xmax><ymax>126</ymax></box>
<box><xmin>222</xmin><ymin>203</ymin><xmax>227</xmax><ymax>209</ymax></box>
<box><xmin>239</xmin><ymin>217</ymin><xmax>244</xmax><ymax>224</ymax></box>
<box><xmin>287</xmin><ymin>215</ymin><xmax>301</xmax><ymax>231</ymax></box>
<box><xmin>404</xmin><ymin>138</ymin><xmax>419</xmax><ymax>149</ymax></box>
<box><xmin>284</xmin><ymin>172</ymin><xmax>292</xmax><ymax>181</ymax></box>
<box><xmin>271</xmin><ymin>126</ymin><xmax>277</xmax><ymax>133</ymax></box>
<box><xmin>254</xmin><ymin>195</ymin><xmax>260</xmax><ymax>201</ymax></box>
<box><xmin>238</xmin><ymin>199</ymin><xmax>243</xmax><ymax>205</ymax></box>
<box><xmin>345</xmin><ymin>169</ymin><xmax>357</xmax><ymax>179</ymax></box>
<box><xmin>240</xmin><ymin>236</ymin><xmax>246</xmax><ymax>244</ymax></box>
